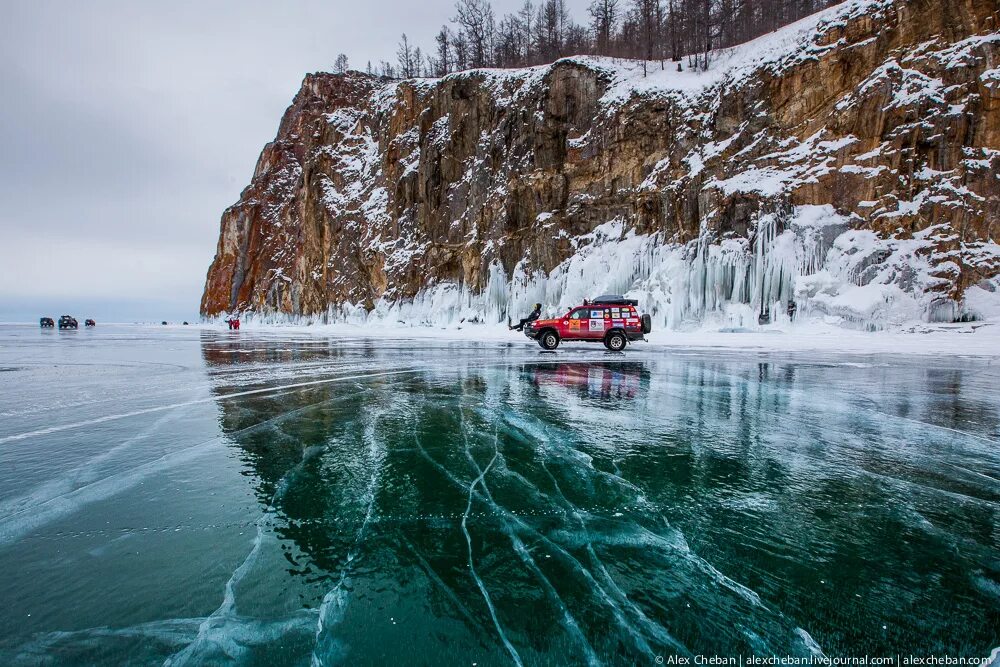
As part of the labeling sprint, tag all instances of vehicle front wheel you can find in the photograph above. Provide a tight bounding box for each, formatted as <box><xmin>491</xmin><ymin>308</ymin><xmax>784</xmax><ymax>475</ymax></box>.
<box><xmin>538</xmin><ymin>331</ymin><xmax>560</xmax><ymax>350</ymax></box>
<box><xmin>605</xmin><ymin>331</ymin><xmax>627</xmax><ymax>351</ymax></box>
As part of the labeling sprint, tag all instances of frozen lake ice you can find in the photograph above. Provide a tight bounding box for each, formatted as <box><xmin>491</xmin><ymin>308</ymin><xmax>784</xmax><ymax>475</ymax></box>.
<box><xmin>0</xmin><ymin>324</ymin><xmax>997</xmax><ymax>665</ymax></box>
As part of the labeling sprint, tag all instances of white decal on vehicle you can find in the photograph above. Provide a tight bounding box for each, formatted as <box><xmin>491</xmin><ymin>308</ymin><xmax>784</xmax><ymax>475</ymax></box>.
<box><xmin>589</xmin><ymin>319</ymin><xmax>605</xmax><ymax>332</ymax></box>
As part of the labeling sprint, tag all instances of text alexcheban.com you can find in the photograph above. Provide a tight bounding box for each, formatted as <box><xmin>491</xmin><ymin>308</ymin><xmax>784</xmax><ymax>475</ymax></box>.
<box><xmin>653</xmin><ymin>655</ymin><xmax>996</xmax><ymax>666</ymax></box>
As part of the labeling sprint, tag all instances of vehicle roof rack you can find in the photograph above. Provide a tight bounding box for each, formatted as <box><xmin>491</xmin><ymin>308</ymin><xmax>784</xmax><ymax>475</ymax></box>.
<box><xmin>590</xmin><ymin>295</ymin><xmax>639</xmax><ymax>306</ymax></box>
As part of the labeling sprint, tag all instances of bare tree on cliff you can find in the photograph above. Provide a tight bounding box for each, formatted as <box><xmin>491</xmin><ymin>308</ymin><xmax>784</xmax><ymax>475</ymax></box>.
<box><xmin>413</xmin><ymin>46</ymin><xmax>424</xmax><ymax>76</ymax></box>
<box><xmin>454</xmin><ymin>0</ymin><xmax>496</xmax><ymax>68</ymax></box>
<box><xmin>367</xmin><ymin>0</ymin><xmax>838</xmax><ymax>77</ymax></box>
<box><xmin>397</xmin><ymin>33</ymin><xmax>418</xmax><ymax>78</ymax></box>
<box><xmin>654</xmin><ymin>0</ymin><xmax>666</xmax><ymax>67</ymax></box>
<box><xmin>453</xmin><ymin>30</ymin><xmax>470</xmax><ymax>70</ymax></box>
<box><xmin>682</xmin><ymin>0</ymin><xmax>713</xmax><ymax>70</ymax></box>
<box><xmin>667</xmin><ymin>0</ymin><xmax>680</xmax><ymax>62</ymax></box>
<box><xmin>534</xmin><ymin>0</ymin><xmax>565</xmax><ymax>61</ymax></box>
<box><xmin>495</xmin><ymin>14</ymin><xmax>522</xmax><ymax>67</ymax></box>
<box><xmin>434</xmin><ymin>26</ymin><xmax>452</xmax><ymax>76</ymax></box>
<box><xmin>632</xmin><ymin>0</ymin><xmax>660</xmax><ymax>76</ymax></box>
<box><xmin>716</xmin><ymin>0</ymin><xmax>734</xmax><ymax>51</ymax></box>
<box><xmin>334</xmin><ymin>53</ymin><xmax>349</xmax><ymax>74</ymax></box>
<box><xmin>703</xmin><ymin>0</ymin><xmax>714</xmax><ymax>69</ymax></box>
<box><xmin>588</xmin><ymin>0</ymin><xmax>619</xmax><ymax>56</ymax></box>
<box><xmin>517</xmin><ymin>0</ymin><xmax>535</xmax><ymax>63</ymax></box>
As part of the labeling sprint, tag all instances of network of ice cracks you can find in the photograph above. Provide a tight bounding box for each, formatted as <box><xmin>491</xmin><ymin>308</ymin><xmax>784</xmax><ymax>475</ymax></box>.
<box><xmin>157</xmin><ymin>360</ymin><xmax>833</xmax><ymax>664</ymax></box>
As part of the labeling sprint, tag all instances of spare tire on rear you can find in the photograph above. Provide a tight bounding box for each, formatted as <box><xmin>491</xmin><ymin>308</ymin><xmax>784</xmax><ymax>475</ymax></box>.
<box><xmin>640</xmin><ymin>313</ymin><xmax>652</xmax><ymax>334</ymax></box>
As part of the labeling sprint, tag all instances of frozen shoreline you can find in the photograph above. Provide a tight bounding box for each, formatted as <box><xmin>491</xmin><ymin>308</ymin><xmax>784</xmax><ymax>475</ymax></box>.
<box><xmin>249</xmin><ymin>320</ymin><xmax>1000</xmax><ymax>357</ymax></box>
<box><xmin>9</xmin><ymin>318</ymin><xmax>996</xmax><ymax>358</ymax></box>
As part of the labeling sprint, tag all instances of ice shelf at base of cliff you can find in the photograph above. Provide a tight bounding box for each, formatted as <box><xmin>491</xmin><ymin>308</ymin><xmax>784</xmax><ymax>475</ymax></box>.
<box><xmin>224</xmin><ymin>205</ymin><xmax>1000</xmax><ymax>333</ymax></box>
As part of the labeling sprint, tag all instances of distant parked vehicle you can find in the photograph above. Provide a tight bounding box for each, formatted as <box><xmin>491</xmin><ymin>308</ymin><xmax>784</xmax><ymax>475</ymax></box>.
<box><xmin>58</xmin><ymin>315</ymin><xmax>78</xmax><ymax>330</ymax></box>
<box><xmin>40</xmin><ymin>317</ymin><xmax>54</xmax><ymax>328</ymax></box>
<box><xmin>161</xmin><ymin>321</ymin><xmax>168</xmax><ymax>325</ymax></box>
<box><xmin>85</xmin><ymin>319</ymin><xmax>96</xmax><ymax>327</ymax></box>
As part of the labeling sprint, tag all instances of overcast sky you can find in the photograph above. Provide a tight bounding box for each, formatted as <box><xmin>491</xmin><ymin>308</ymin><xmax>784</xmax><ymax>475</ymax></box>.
<box><xmin>0</xmin><ymin>0</ymin><xmax>590</xmax><ymax>322</ymax></box>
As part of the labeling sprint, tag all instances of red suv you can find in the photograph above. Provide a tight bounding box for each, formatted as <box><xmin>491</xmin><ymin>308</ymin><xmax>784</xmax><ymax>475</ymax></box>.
<box><xmin>524</xmin><ymin>296</ymin><xmax>652</xmax><ymax>351</ymax></box>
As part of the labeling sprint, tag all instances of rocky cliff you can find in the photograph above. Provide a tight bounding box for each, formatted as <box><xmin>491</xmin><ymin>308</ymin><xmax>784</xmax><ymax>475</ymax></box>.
<box><xmin>201</xmin><ymin>0</ymin><xmax>1000</xmax><ymax>329</ymax></box>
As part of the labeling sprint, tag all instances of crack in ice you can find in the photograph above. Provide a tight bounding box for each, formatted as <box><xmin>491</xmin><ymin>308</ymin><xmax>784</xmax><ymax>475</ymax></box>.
<box><xmin>459</xmin><ymin>423</ymin><xmax>523</xmax><ymax>667</ymax></box>
<box><xmin>310</xmin><ymin>406</ymin><xmax>386</xmax><ymax>666</ymax></box>
<box><xmin>460</xmin><ymin>410</ymin><xmax>600</xmax><ymax>666</ymax></box>
<box><xmin>164</xmin><ymin>445</ymin><xmax>324</xmax><ymax>666</ymax></box>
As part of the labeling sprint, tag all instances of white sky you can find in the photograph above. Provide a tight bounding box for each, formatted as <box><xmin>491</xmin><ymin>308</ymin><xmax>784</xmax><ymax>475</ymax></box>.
<box><xmin>0</xmin><ymin>0</ymin><xmax>590</xmax><ymax>321</ymax></box>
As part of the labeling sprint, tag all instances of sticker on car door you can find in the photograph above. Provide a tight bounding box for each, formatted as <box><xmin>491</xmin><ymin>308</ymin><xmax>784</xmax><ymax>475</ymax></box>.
<box><xmin>589</xmin><ymin>319</ymin><xmax>605</xmax><ymax>332</ymax></box>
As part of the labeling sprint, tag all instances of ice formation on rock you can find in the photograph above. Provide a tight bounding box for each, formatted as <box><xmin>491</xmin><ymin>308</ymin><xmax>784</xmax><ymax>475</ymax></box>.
<box><xmin>202</xmin><ymin>0</ymin><xmax>1000</xmax><ymax>331</ymax></box>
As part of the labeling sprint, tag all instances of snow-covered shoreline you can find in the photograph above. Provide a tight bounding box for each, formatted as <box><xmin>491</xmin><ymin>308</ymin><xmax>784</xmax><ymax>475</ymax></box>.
<box><xmin>241</xmin><ymin>320</ymin><xmax>1000</xmax><ymax>357</ymax></box>
<box><xmin>11</xmin><ymin>318</ymin><xmax>995</xmax><ymax>358</ymax></box>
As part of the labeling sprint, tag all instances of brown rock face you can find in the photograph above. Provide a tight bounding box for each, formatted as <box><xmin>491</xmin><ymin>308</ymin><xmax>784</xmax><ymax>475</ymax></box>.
<box><xmin>201</xmin><ymin>0</ymin><xmax>1000</xmax><ymax>326</ymax></box>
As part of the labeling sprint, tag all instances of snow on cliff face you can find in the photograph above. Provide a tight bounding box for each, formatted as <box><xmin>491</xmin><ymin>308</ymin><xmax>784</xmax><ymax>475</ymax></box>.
<box><xmin>201</xmin><ymin>0</ymin><xmax>1000</xmax><ymax>330</ymax></box>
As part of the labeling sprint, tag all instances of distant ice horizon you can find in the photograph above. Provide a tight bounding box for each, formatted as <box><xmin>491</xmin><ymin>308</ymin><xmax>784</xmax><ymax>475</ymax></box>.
<box><xmin>0</xmin><ymin>296</ymin><xmax>199</xmax><ymax>324</ymax></box>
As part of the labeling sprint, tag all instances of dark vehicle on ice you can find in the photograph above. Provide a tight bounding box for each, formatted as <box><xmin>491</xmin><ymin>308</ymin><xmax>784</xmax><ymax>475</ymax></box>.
<box><xmin>85</xmin><ymin>319</ymin><xmax>96</xmax><ymax>327</ymax></box>
<box><xmin>522</xmin><ymin>295</ymin><xmax>653</xmax><ymax>351</ymax></box>
<box><xmin>58</xmin><ymin>315</ymin><xmax>79</xmax><ymax>329</ymax></box>
<box><xmin>40</xmin><ymin>317</ymin><xmax>55</xmax><ymax>328</ymax></box>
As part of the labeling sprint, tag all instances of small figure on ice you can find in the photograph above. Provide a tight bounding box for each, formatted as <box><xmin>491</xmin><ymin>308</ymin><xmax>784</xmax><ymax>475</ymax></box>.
<box><xmin>509</xmin><ymin>303</ymin><xmax>542</xmax><ymax>331</ymax></box>
<box><xmin>787</xmin><ymin>300</ymin><xmax>798</xmax><ymax>321</ymax></box>
<box><xmin>226</xmin><ymin>315</ymin><xmax>241</xmax><ymax>330</ymax></box>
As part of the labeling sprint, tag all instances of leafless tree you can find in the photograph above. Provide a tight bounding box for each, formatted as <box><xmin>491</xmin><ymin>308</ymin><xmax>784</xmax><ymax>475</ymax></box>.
<box><xmin>413</xmin><ymin>46</ymin><xmax>424</xmax><ymax>76</ymax></box>
<box><xmin>435</xmin><ymin>26</ymin><xmax>451</xmax><ymax>76</ymax></box>
<box><xmin>517</xmin><ymin>0</ymin><xmax>534</xmax><ymax>63</ymax></box>
<box><xmin>588</xmin><ymin>0</ymin><xmax>619</xmax><ymax>55</ymax></box>
<box><xmin>632</xmin><ymin>0</ymin><xmax>660</xmax><ymax>76</ymax></box>
<box><xmin>358</xmin><ymin>0</ymin><xmax>839</xmax><ymax>78</ymax></box>
<box><xmin>453</xmin><ymin>30</ymin><xmax>470</xmax><ymax>70</ymax></box>
<box><xmin>495</xmin><ymin>14</ymin><xmax>522</xmax><ymax>67</ymax></box>
<box><xmin>397</xmin><ymin>33</ymin><xmax>418</xmax><ymax>78</ymax></box>
<box><xmin>453</xmin><ymin>0</ymin><xmax>496</xmax><ymax>68</ymax></box>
